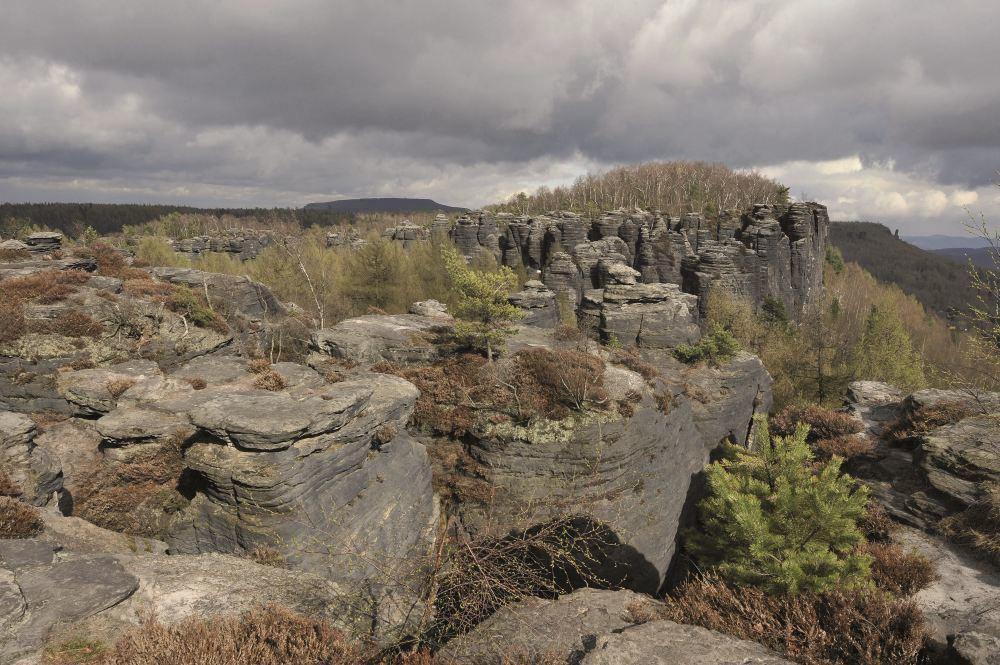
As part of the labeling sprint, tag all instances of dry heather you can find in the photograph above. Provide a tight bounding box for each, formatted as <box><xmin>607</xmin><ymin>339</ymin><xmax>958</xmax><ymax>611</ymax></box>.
<box><xmin>377</xmin><ymin>348</ymin><xmax>610</xmax><ymax>437</ymax></box>
<box><xmin>1</xmin><ymin>269</ymin><xmax>91</xmax><ymax>303</ymax></box>
<box><xmin>771</xmin><ymin>405</ymin><xmax>870</xmax><ymax>459</ymax></box>
<box><xmin>99</xmin><ymin>605</ymin><xmax>369</xmax><ymax>665</ymax></box>
<box><xmin>940</xmin><ymin>482</ymin><xmax>1000</xmax><ymax>566</ymax></box>
<box><xmin>73</xmin><ymin>440</ymin><xmax>187</xmax><ymax>537</ymax></box>
<box><xmin>30</xmin><ymin>311</ymin><xmax>104</xmax><ymax>339</ymax></box>
<box><xmin>861</xmin><ymin>541</ymin><xmax>937</xmax><ymax>597</ymax></box>
<box><xmin>105</xmin><ymin>378</ymin><xmax>136</xmax><ymax>399</ymax></box>
<box><xmin>658</xmin><ymin>574</ymin><xmax>927</xmax><ymax>665</ymax></box>
<box><xmin>0</xmin><ymin>247</ymin><xmax>31</xmax><ymax>262</ymax></box>
<box><xmin>0</xmin><ymin>467</ymin><xmax>23</xmax><ymax>497</ymax></box>
<box><xmin>0</xmin><ymin>496</ymin><xmax>45</xmax><ymax>539</ymax></box>
<box><xmin>886</xmin><ymin>400</ymin><xmax>977</xmax><ymax>442</ymax></box>
<box><xmin>253</xmin><ymin>369</ymin><xmax>288</xmax><ymax>391</ymax></box>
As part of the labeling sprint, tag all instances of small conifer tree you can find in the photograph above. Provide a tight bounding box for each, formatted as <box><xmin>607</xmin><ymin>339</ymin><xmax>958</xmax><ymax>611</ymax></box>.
<box><xmin>853</xmin><ymin>304</ymin><xmax>926</xmax><ymax>390</ymax></box>
<box><xmin>687</xmin><ymin>415</ymin><xmax>872</xmax><ymax>594</ymax></box>
<box><xmin>442</xmin><ymin>247</ymin><xmax>522</xmax><ymax>362</ymax></box>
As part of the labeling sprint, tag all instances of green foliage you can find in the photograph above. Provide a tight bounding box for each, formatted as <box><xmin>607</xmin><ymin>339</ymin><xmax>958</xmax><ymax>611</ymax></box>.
<box><xmin>135</xmin><ymin>236</ymin><xmax>190</xmax><ymax>268</ymax></box>
<box><xmin>825</xmin><ymin>245</ymin><xmax>845</xmax><ymax>274</ymax></box>
<box><xmin>853</xmin><ymin>305</ymin><xmax>926</xmax><ymax>391</ymax></box>
<box><xmin>344</xmin><ymin>238</ymin><xmax>403</xmax><ymax>310</ymax></box>
<box><xmin>761</xmin><ymin>297</ymin><xmax>789</xmax><ymax>325</ymax></box>
<box><xmin>442</xmin><ymin>247</ymin><xmax>522</xmax><ymax>361</ymax></box>
<box><xmin>688</xmin><ymin>416</ymin><xmax>872</xmax><ymax>595</ymax></box>
<box><xmin>673</xmin><ymin>325</ymin><xmax>740</xmax><ymax>365</ymax></box>
<box><xmin>166</xmin><ymin>286</ymin><xmax>228</xmax><ymax>333</ymax></box>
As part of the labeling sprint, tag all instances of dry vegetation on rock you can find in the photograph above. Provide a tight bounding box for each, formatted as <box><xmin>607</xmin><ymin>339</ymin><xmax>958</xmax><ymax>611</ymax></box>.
<box><xmin>0</xmin><ymin>496</ymin><xmax>45</xmax><ymax>538</ymax></box>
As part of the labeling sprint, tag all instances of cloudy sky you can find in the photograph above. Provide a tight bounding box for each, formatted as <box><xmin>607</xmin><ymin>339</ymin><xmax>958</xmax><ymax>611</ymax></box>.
<box><xmin>1</xmin><ymin>0</ymin><xmax>998</xmax><ymax>234</ymax></box>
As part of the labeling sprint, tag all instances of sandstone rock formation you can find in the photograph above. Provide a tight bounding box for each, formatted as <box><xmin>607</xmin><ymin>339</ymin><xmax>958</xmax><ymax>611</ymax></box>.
<box><xmin>311</xmin><ymin>313</ymin><xmax>453</xmax><ymax>364</ymax></box>
<box><xmin>440</xmin><ymin>589</ymin><xmax>792</xmax><ymax>665</ymax></box>
<box><xmin>170</xmin><ymin>228</ymin><xmax>275</xmax><ymax>261</ymax></box>
<box><xmin>451</xmin><ymin>202</ymin><xmax>828</xmax><ymax>321</ymax></box>
<box><xmin>433</xmin><ymin>328</ymin><xmax>772</xmax><ymax>593</ymax></box>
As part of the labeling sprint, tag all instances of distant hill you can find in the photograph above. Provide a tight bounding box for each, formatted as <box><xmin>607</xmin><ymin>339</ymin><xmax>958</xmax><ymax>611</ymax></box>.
<box><xmin>303</xmin><ymin>198</ymin><xmax>466</xmax><ymax>214</ymax></box>
<box><xmin>830</xmin><ymin>221</ymin><xmax>977</xmax><ymax>318</ymax></box>
<box><xmin>932</xmin><ymin>246</ymin><xmax>994</xmax><ymax>268</ymax></box>
<box><xmin>903</xmin><ymin>234</ymin><xmax>992</xmax><ymax>250</ymax></box>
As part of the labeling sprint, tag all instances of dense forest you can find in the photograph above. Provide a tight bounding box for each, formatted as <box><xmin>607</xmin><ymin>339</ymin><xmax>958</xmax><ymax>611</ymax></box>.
<box><xmin>829</xmin><ymin>221</ymin><xmax>977</xmax><ymax>319</ymax></box>
<box><xmin>0</xmin><ymin>202</ymin><xmax>425</xmax><ymax>238</ymax></box>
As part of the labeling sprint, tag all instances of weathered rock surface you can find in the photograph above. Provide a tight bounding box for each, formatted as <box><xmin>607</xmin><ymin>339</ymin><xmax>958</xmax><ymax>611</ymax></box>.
<box><xmin>311</xmin><ymin>313</ymin><xmax>452</xmax><ymax>364</ymax></box>
<box><xmin>440</xmin><ymin>588</ymin><xmax>791</xmax><ymax>665</ymax></box>
<box><xmin>509</xmin><ymin>280</ymin><xmax>559</xmax><ymax>328</ymax></box>
<box><xmin>440</xmin><ymin>333</ymin><xmax>771</xmax><ymax>593</ymax></box>
<box><xmin>895</xmin><ymin>526</ymin><xmax>1000</xmax><ymax>648</ymax></box>
<box><xmin>581</xmin><ymin>619</ymin><xmax>793</xmax><ymax>665</ymax></box>
<box><xmin>439</xmin><ymin>588</ymin><xmax>653</xmax><ymax>664</ymax></box>
<box><xmin>169</xmin><ymin>228</ymin><xmax>275</xmax><ymax>261</ymax></box>
<box><xmin>846</xmin><ymin>382</ymin><xmax>1000</xmax><ymax>529</ymax></box>
<box><xmin>150</xmin><ymin>266</ymin><xmax>286</xmax><ymax>319</ymax></box>
<box><xmin>944</xmin><ymin>632</ymin><xmax>1000</xmax><ymax>665</ymax></box>
<box><xmin>0</xmin><ymin>411</ymin><xmax>62</xmax><ymax>506</ymax></box>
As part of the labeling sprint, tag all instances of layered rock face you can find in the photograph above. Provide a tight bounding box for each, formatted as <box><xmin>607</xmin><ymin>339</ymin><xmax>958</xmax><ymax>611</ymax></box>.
<box><xmin>434</xmin><ymin>329</ymin><xmax>772</xmax><ymax>594</ymax></box>
<box><xmin>170</xmin><ymin>228</ymin><xmax>275</xmax><ymax>261</ymax></box>
<box><xmin>447</xmin><ymin>202</ymin><xmax>828</xmax><ymax>319</ymax></box>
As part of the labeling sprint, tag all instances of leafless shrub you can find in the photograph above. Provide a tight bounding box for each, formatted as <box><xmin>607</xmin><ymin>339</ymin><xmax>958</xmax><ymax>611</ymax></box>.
<box><xmin>653</xmin><ymin>391</ymin><xmax>674</xmax><ymax>414</ymax></box>
<box><xmin>0</xmin><ymin>496</ymin><xmax>44</xmax><ymax>538</ymax></box>
<box><xmin>553</xmin><ymin>324</ymin><xmax>584</xmax><ymax>343</ymax></box>
<box><xmin>623</xmin><ymin>599</ymin><xmax>660</xmax><ymax>625</ymax></box>
<box><xmin>517</xmin><ymin>348</ymin><xmax>608</xmax><ymax>416</ymax></box>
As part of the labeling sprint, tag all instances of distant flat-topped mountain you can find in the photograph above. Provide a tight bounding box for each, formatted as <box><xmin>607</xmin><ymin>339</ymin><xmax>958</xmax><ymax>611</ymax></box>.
<box><xmin>303</xmin><ymin>197</ymin><xmax>467</xmax><ymax>214</ymax></box>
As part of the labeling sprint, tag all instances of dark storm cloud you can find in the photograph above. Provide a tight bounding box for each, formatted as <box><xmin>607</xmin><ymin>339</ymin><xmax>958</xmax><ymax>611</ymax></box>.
<box><xmin>0</xmin><ymin>0</ymin><xmax>998</xmax><ymax>229</ymax></box>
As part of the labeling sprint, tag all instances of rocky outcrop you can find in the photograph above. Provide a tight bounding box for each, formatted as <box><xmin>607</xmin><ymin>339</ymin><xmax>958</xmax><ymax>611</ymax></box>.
<box><xmin>382</xmin><ymin>221</ymin><xmax>430</xmax><ymax>247</ymax></box>
<box><xmin>582</xmin><ymin>619</ymin><xmax>793</xmax><ymax>665</ymax></box>
<box><xmin>508</xmin><ymin>280</ymin><xmax>559</xmax><ymax>328</ymax></box>
<box><xmin>0</xmin><ymin>531</ymin><xmax>360</xmax><ymax>663</ymax></box>
<box><xmin>439</xmin><ymin>588</ymin><xmax>791</xmax><ymax>665</ymax></box>
<box><xmin>22</xmin><ymin>232</ymin><xmax>63</xmax><ymax>255</ymax></box>
<box><xmin>438</xmin><ymin>331</ymin><xmax>772</xmax><ymax>593</ymax></box>
<box><xmin>311</xmin><ymin>313</ymin><xmax>453</xmax><ymax>364</ymax></box>
<box><xmin>454</xmin><ymin>203</ymin><xmax>828</xmax><ymax>321</ymax></box>
<box><xmin>0</xmin><ymin>411</ymin><xmax>62</xmax><ymax>506</ymax></box>
<box><xmin>846</xmin><ymin>382</ymin><xmax>1000</xmax><ymax>529</ymax></box>
<box><xmin>590</xmin><ymin>266</ymin><xmax>700</xmax><ymax>348</ymax></box>
<box><xmin>150</xmin><ymin>267</ymin><xmax>287</xmax><ymax>320</ymax></box>
<box><xmin>170</xmin><ymin>228</ymin><xmax>275</xmax><ymax>261</ymax></box>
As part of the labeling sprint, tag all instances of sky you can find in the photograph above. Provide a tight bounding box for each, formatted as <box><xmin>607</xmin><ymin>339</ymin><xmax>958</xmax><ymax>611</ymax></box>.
<box><xmin>1</xmin><ymin>0</ymin><xmax>999</xmax><ymax>235</ymax></box>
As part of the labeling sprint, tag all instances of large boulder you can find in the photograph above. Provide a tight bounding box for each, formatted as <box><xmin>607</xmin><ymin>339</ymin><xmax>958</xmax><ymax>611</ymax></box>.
<box><xmin>582</xmin><ymin>619</ymin><xmax>793</xmax><ymax>664</ymax></box>
<box><xmin>150</xmin><ymin>267</ymin><xmax>286</xmax><ymax>320</ymax></box>
<box><xmin>311</xmin><ymin>313</ymin><xmax>452</xmax><ymax>364</ymax></box>
<box><xmin>0</xmin><ymin>410</ymin><xmax>62</xmax><ymax>506</ymax></box>
<box><xmin>439</xmin><ymin>588</ymin><xmax>791</xmax><ymax>665</ymax></box>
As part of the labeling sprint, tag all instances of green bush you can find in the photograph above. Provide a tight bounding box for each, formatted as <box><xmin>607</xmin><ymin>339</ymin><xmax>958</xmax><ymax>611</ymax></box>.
<box><xmin>686</xmin><ymin>416</ymin><xmax>872</xmax><ymax>594</ymax></box>
<box><xmin>672</xmin><ymin>325</ymin><xmax>740</xmax><ymax>366</ymax></box>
